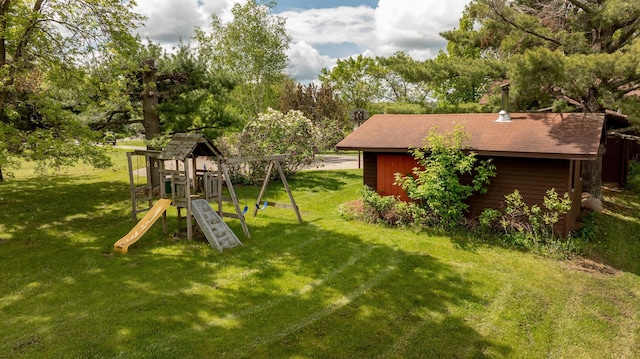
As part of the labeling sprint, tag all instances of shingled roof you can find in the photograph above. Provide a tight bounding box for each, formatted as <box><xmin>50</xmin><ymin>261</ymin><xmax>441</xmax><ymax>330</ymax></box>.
<box><xmin>160</xmin><ymin>133</ymin><xmax>223</xmax><ymax>161</ymax></box>
<box><xmin>336</xmin><ymin>112</ymin><xmax>606</xmax><ymax>160</ymax></box>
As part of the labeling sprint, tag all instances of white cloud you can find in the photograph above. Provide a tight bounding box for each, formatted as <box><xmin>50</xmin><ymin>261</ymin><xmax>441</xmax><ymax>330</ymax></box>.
<box><xmin>133</xmin><ymin>0</ymin><xmax>243</xmax><ymax>47</ymax></box>
<box><xmin>133</xmin><ymin>0</ymin><xmax>205</xmax><ymax>45</ymax></box>
<box><xmin>281</xmin><ymin>6</ymin><xmax>376</xmax><ymax>46</ymax></box>
<box><xmin>286</xmin><ymin>41</ymin><xmax>336</xmax><ymax>83</ymax></box>
<box><xmin>278</xmin><ymin>1</ymin><xmax>469</xmax><ymax>78</ymax></box>
<box><xmin>373</xmin><ymin>0</ymin><xmax>467</xmax><ymax>58</ymax></box>
<box><xmin>133</xmin><ymin>1</ymin><xmax>470</xmax><ymax>81</ymax></box>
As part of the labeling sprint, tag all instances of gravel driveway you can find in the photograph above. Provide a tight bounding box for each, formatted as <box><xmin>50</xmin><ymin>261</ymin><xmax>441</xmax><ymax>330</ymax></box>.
<box><xmin>303</xmin><ymin>154</ymin><xmax>360</xmax><ymax>170</ymax></box>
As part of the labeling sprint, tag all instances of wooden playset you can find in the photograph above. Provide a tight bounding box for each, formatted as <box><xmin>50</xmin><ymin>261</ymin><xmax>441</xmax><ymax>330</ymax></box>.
<box><xmin>114</xmin><ymin>133</ymin><xmax>302</xmax><ymax>253</ymax></box>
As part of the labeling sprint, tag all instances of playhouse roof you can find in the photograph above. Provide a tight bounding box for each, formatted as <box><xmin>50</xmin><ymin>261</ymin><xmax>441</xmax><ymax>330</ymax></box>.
<box><xmin>160</xmin><ymin>133</ymin><xmax>223</xmax><ymax>160</ymax></box>
<box><xmin>336</xmin><ymin>112</ymin><xmax>606</xmax><ymax>160</ymax></box>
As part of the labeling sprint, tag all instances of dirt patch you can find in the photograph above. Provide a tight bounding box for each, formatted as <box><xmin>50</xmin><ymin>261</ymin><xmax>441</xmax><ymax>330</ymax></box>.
<box><xmin>13</xmin><ymin>336</ymin><xmax>39</xmax><ymax>351</ymax></box>
<box><xmin>338</xmin><ymin>199</ymin><xmax>364</xmax><ymax>218</ymax></box>
<box><xmin>566</xmin><ymin>257</ymin><xmax>620</xmax><ymax>276</ymax></box>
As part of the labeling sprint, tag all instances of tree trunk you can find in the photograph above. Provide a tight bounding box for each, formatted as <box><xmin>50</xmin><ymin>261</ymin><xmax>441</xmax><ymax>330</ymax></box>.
<box><xmin>141</xmin><ymin>59</ymin><xmax>161</xmax><ymax>142</ymax></box>
<box><xmin>140</xmin><ymin>59</ymin><xmax>162</xmax><ymax>188</ymax></box>
<box><xmin>0</xmin><ymin>166</ymin><xmax>4</xmax><ymax>182</ymax></box>
<box><xmin>0</xmin><ymin>0</ymin><xmax>11</xmax><ymax>119</ymax></box>
<box><xmin>582</xmin><ymin>144</ymin><xmax>604</xmax><ymax>200</ymax></box>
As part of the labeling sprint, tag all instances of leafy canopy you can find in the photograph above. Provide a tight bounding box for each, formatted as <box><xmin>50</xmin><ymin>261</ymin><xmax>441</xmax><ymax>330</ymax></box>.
<box><xmin>195</xmin><ymin>0</ymin><xmax>291</xmax><ymax>118</ymax></box>
<box><xmin>0</xmin><ymin>0</ymin><xmax>143</xmax><ymax>177</ymax></box>
<box><xmin>455</xmin><ymin>0</ymin><xmax>640</xmax><ymax>114</ymax></box>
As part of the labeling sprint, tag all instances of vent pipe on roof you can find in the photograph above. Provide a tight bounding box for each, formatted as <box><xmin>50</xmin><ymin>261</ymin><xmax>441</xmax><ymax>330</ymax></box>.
<box><xmin>496</xmin><ymin>83</ymin><xmax>512</xmax><ymax>122</ymax></box>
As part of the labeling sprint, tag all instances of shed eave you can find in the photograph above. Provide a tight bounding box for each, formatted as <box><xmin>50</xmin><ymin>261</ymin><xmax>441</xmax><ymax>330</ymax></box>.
<box><xmin>472</xmin><ymin>150</ymin><xmax>598</xmax><ymax>160</ymax></box>
<box><xmin>336</xmin><ymin>147</ymin><xmax>597</xmax><ymax>160</ymax></box>
<box><xmin>335</xmin><ymin>146</ymin><xmax>409</xmax><ymax>153</ymax></box>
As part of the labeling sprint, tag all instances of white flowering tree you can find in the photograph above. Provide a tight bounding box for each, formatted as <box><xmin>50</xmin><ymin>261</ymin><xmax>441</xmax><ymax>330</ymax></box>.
<box><xmin>237</xmin><ymin>108</ymin><xmax>318</xmax><ymax>180</ymax></box>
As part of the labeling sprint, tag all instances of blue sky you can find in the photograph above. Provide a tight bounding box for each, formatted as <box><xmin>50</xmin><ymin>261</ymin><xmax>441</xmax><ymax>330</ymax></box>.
<box><xmin>134</xmin><ymin>0</ymin><xmax>470</xmax><ymax>82</ymax></box>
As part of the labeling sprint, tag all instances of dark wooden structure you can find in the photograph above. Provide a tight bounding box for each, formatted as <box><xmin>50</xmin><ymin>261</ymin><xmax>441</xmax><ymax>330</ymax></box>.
<box><xmin>602</xmin><ymin>112</ymin><xmax>633</xmax><ymax>185</ymax></box>
<box><xmin>126</xmin><ymin>133</ymin><xmax>302</xmax><ymax>242</ymax></box>
<box><xmin>337</xmin><ymin>112</ymin><xmax>607</xmax><ymax>236</ymax></box>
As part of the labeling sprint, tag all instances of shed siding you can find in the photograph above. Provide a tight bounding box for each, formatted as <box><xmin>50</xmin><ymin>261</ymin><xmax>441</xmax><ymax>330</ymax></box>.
<box><xmin>372</xmin><ymin>153</ymin><xmax>581</xmax><ymax>236</ymax></box>
<box><xmin>603</xmin><ymin>136</ymin><xmax>629</xmax><ymax>184</ymax></box>
<box><xmin>376</xmin><ymin>154</ymin><xmax>417</xmax><ymax>201</ymax></box>
<box><xmin>467</xmin><ymin>157</ymin><xmax>575</xmax><ymax>236</ymax></box>
<box><xmin>567</xmin><ymin>160</ymin><xmax>583</xmax><ymax>236</ymax></box>
<box><xmin>363</xmin><ymin>152</ymin><xmax>378</xmax><ymax>190</ymax></box>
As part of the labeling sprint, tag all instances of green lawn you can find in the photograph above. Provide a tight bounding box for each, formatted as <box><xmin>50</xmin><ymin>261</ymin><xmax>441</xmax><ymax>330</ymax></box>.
<box><xmin>115</xmin><ymin>138</ymin><xmax>146</xmax><ymax>148</ymax></box>
<box><xmin>1</xmin><ymin>150</ymin><xmax>640</xmax><ymax>358</ymax></box>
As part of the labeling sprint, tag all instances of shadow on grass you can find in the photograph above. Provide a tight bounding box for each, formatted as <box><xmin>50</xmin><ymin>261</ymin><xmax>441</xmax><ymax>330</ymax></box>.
<box><xmin>0</xmin><ymin>175</ymin><xmax>511</xmax><ymax>358</ymax></box>
<box><xmin>289</xmin><ymin>170</ymin><xmax>363</xmax><ymax>192</ymax></box>
<box><xmin>585</xmin><ymin>189</ymin><xmax>640</xmax><ymax>275</ymax></box>
<box><xmin>0</xmin><ymin>175</ymin><xmax>130</xmax><ymax>244</ymax></box>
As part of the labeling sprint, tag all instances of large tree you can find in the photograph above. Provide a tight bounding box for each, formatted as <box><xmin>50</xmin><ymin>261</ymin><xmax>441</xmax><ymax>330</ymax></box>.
<box><xmin>0</xmin><ymin>0</ymin><xmax>142</xmax><ymax>179</ymax></box>
<box><xmin>279</xmin><ymin>81</ymin><xmax>350</xmax><ymax>151</ymax></box>
<box><xmin>431</xmin><ymin>14</ymin><xmax>497</xmax><ymax>105</ymax></box>
<box><xmin>445</xmin><ymin>0</ymin><xmax>640</xmax><ymax>197</ymax></box>
<box><xmin>319</xmin><ymin>55</ymin><xmax>383</xmax><ymax>111</ymax></box>
<box><xmin>376</xmin><ymin>52</ymin><xmax>433</xmax><ymax>105</ymax></box>
<box><xmin>87</xmin><ymin>39</ymin><xmax>238</xmax><ymax>147</ymax></box>
<box><xmin>458</xmin><ymin>0</ymin><xmax>640</xmax><ymax>112</ymax></box>
<box><xmin>195</xmin><ymin>0</ymin><xmax>290</xmax><ymax>119</ymax></box>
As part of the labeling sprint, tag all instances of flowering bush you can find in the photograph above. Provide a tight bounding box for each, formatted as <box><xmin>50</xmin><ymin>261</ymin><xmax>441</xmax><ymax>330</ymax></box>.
<box><xmin>236</xmin><ymin>108</ymin><xmax>318</xmax><ymax>180</ymax></box>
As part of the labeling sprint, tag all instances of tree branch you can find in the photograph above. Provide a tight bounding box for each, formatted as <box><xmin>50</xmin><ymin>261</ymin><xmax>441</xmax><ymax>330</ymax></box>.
<box><xmin>619</xmin><ymin>83</ymin><xmax>640</xmax><ymax>96</ymax></box>
<box><xmin>13</xmin><ymin>0</ymin><xmax>45</xmax><ymax>61</ymax></box>
<box><xmin>607</xmin><ymin>16</ymin><xmax>640</xmax><ymax>53</ymax></box>
<box><xmin>565</xmin><ymin>0</ymin><xmax>594</xmax><ymax>14</ymax></box>
<box><xmin>188</xmin><ymin>125</ymin><xmax>222</xmax><ymax>133</ymax></box>
<box><xmin>487</xmin><ymin>0</ymin><xmax>563</xmax><ymax>47</ymax></box>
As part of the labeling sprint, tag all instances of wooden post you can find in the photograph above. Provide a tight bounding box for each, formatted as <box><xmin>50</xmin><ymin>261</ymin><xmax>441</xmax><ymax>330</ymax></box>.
<box><xmin>217</xmin><ymin>159</ymin><xmax>223</xmax><ymax>216</ymax></box>
<box><xmin>185</xmin><ymin>157</ymin><xmax>193</xmax><ymax>240</ymax></box>
<box><xmin>159</xmin><ymin>160</ymin><xmax>167</xmax><ymax>234</ymax></box>
<box><xmin>221</xmin><ymin>163</ymin><xmax>250</xmax><ymax>238</ymax></box>
<box><xmin>254</xmin><ymin>161</ymin><xmax>275</xmax><ymax>216</ymax></box>
<box><xmin>145</xmin><ymin>153</ymin><xmax>153</xmax><ymax>216</ymax></box>
<box><xmin>191</xmin><ymin>156</ymin><xmax>198</xmax><ymax>193</ymax></box>
<box><xmin>253</xmin><ymin>160</ymin><xmax>302</xmax><ymax>223</ymax></box>
<box><xmin>127</xmin><ymin>152</ymin><xmax>137</xmax><ymax>222</ymax></box>
<box><xmin>274</xmin><ymin>160</ymin><xmax>303</xmax><ymax>224</ymax></box>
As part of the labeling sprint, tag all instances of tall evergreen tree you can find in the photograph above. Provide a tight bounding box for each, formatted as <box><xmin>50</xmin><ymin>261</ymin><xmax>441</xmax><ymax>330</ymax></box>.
<box><xmin>457</xmin><ymin>0</ymin><xmax>639</xmax><ymax>113</ymax></box>
<box><xmin>442</xmin><ymin>0</ymin><xmax>640</xmax><ymax>197</ymax></box>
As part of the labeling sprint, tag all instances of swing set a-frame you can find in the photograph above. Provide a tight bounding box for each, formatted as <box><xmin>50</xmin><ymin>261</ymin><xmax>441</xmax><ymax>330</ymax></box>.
<box><xmin>116</xmin><ymin>133</ymin><xmax>302</xmax><ymax>253</ymax></box>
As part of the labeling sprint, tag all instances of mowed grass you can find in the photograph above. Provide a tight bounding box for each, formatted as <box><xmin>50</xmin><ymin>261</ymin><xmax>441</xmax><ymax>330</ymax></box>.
<box><xmin>1</xmin><ymin>150</ymin><xmax>640</xmax><ymax>358</ymax></box>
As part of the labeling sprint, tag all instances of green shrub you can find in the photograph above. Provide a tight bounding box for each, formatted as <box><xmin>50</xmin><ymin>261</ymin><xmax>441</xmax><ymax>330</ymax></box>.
<box><xmin>478</xmin><ymin>208</ymin><xmax>501</xmax><ymax>232</ymax></box>
<box><xmin>359</xmin><ymin>186</ymin><xmax>422</xmax><ymax>226</ymax></box>
<box><xmin>627</xmin><ymin>160</ymin><xmax>640</xmax><ymax>193</ymax></box>
<box><xmin>361</xmin><ymin>186</ymin><xmax>399</xmax><ymax>224</ymax></box>
<box><xmin>573</xmin><ymin>211</ymin><xmax>598</xmax><ymax>242</ymax></box>
<box><xmin>394</xmin><ymin>201</ymin><xmax>428</xmax><ymax>226</ymax></box>
<box><xmin>314</xmin><ymin>116</ymin><xmax>352</xmax><ymax>152</ymax></box>
<box><xmin>481</xmin><ymin>188</ymin><xmax>572</xmax><ymax>248</ymax></box>
<box><xmin>394</xmin><ymin>125</ymin><xmax>496</xmax><ymax>229</ymax></box>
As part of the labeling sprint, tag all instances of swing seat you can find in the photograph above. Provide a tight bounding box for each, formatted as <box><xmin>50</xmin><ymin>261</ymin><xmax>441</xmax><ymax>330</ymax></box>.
<box><xmin>255</xmin><ymin>201</ymin><xmax>268</xmax><ymax>210</ymax></box>
<box><xmin>242</xmin><ymin>205</ymin><xmax>249</xmax><ymax>215</ymax></box>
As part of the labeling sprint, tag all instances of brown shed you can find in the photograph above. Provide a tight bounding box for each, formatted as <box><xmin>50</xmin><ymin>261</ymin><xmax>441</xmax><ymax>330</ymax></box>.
<box><xmin>602</xmin><ymin>112</ymin><xmax>632</xmax><ymax>185</ymax></box>
<box><xmin>336</xmin><ymin>112</ymin><xmax>607</xmax><ymax>236</ymax></box>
